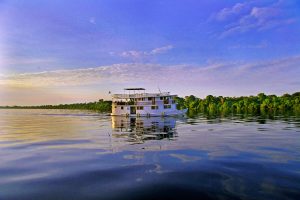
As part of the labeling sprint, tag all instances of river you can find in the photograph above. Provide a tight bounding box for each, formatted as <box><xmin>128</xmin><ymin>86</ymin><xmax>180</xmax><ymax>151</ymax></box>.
<box><xmin>0</xmin><ymin>109</ymin><xmax>299</xmax><ymax>200</ymax></box>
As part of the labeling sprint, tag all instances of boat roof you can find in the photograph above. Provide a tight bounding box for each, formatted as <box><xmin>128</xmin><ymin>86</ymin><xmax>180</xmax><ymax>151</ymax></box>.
<box><xmin>124</xmin><ymin>88</ymin><xmax>145</xmax><ymax>90</ymax></box>
<box><xmin>112</xmin><ymin>92</ymin><xmax>176</xmax><ymax>99</ymax></box>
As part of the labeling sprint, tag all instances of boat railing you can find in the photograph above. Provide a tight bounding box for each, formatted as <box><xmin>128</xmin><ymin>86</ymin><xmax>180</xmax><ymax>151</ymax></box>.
<box><xmin>113</xmin><ymin>101</ymin><xmax>135</xmax><ymax>105</ymax></box>
<box><xmin>136</xmin><ymin>101</ymin><xmax>153</xmax><ymax>106</ymax></box>
<box><xmin>112</xmin><ymin>92</ymin><xmax>171</xmax><ymax>99</ymax></box>
<box><xmin>113</xmin><ymin>101</ymin><xmax>158</xmax><ymax>106</ymax></box>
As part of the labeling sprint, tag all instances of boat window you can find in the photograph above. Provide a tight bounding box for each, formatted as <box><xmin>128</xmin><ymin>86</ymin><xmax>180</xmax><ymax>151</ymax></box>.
<box><xmin>137</xmin><ymin>106</ymin><xmax>144</xmax><ymax>110</ymax></box>
<box><xmin>164</xmin><ymin>105</ymin><xmax>171</xmax><ymax>109</ymax></box>
<box><xmin>121</xmin><ymin>106</ymin><xmax>123</xmax><ymax>110</ymax></box>
<box><xmin>148</xmin><ymin>97</ymin><xmax>152</xmax><ymax>101</ymax></box>
<box><xmin>151</xmin><ymin>106</ymin><xmax>158</xmax><ymax>110</ymax></box>
<box><xmin>160</xmin><ymin>97</ymin><xmax>163</xmax><ymax>100</ymax></box>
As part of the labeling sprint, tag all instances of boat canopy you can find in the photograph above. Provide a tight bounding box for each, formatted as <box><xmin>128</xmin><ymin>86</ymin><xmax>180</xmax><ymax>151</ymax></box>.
<box><xmin>124</xmin><ymin>88</ymin><xmax>145</xmax><ymax>90</ymax></box>
<box><xmin>112</xmin><ymin>92</ymin><xmax>174</xmax><ymax>99</ymax></box>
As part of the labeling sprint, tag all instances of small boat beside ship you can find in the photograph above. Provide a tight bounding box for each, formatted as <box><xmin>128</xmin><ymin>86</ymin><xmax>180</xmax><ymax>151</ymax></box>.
<box><xmin>111</xmin><ymin>88</ymin><xmax>187</xmax><ymax>117</ymax></box>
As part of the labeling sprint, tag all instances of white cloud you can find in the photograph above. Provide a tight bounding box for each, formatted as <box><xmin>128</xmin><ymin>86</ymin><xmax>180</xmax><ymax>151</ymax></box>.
<box><xmin>120</xmin><ymin>51</ymin><xmax>143</xmax><ymax>58</ymax></box>
<box><xmin>213</xmin><ymin>2</ymin><xmax>249</xmax><ymax>21</ymax></box>
<box><xmin>149</xmin><ymin>45</ymin><xmax>173</xmax><ymax>55</ymax></box>
<box><xmin>237</xmin><ymin>55</ymin><xmax>300</xmax><ymax>72</ymax></box>
<box><xmin>0</xmin><ymin>63</ymin><xmax>200</xmax><ymax>87</ymax></box>
<box><xmin>119</xmin><ymin>45</ymin><xmax>174</xmax><ymax>59</ymax></box>
<box><xmin>212</xmin><ymin>1</ymin><xmax>297</xmax><ymax>38</ymax></box>
<box><xmin>1</xmin><ymin>55</ymin><xmax>299</xmax><ymax>105</ymax></box>
<box><xmin>0</xmin><ymin>55</ymin><xmax>299</xmax><ymax>90</ymax></box>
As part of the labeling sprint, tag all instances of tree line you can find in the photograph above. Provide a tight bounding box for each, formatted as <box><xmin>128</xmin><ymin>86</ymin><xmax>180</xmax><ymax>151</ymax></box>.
<box><xmin>175</xmin><ymin>92</ymin><xmax>300</xmax><ymax>116</ymax></box>
<box><xmin>1</xmin><ymin>92</ymin><xmax>299</xmax><ymax>115</ymax></box>
<box><xmin>0</xmin><ymin>99</ymin><xmax>112</xmax><ymax>113</ymax></box>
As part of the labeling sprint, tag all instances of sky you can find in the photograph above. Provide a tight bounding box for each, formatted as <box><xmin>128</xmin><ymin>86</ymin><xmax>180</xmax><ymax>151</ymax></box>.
<box><xmin>0</xmin><ymin>0</ymin><xmax>300</xmax><ymax>105</ymax></box>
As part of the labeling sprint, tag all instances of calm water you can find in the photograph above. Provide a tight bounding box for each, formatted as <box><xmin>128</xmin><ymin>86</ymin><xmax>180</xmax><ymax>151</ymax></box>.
<box><xmin>0</xmin><ymin>109</ymin><xmax>300</xmax><ymax>200</ymax></box>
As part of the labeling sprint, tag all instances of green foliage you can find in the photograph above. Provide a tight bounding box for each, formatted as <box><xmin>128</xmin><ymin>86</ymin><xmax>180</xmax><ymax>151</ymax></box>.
<box><xmin>1</xmin><ymin>92</ymin><xmax>300</xmax><ymax>116</ymax></box>
<box><xmin>175</xmin><ymin>92</ymin><xmax>300</xmax><ymax>116</ymax></box>
<box><xmin>0</xmin><ymin>99</ymin><xmax>112</xmax><ymax>113</ymax></box>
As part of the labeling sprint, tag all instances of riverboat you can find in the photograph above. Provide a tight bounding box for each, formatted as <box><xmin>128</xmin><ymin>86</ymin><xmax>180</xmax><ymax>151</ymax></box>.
<box><xmin>111</xmin><ymin>88</ymin><xmax>187</xmax><ymax>117</ymax></box>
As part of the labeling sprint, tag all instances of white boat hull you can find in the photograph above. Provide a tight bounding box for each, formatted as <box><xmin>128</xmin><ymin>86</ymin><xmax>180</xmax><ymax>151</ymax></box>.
<box><xmin>111</xmin><ymin>108</ymin><xmax>187</xmax><ymax>117</ymax></box>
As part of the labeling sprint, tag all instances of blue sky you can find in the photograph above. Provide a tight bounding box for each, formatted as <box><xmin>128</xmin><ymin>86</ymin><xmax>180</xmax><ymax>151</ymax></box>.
<box><xmin>0</xmin><ymin>0</ymin><xmax>300</xmax><ymax>105</ymax></box>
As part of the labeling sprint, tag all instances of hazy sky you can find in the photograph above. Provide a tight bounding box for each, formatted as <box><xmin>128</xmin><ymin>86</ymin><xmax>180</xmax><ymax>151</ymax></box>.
<box><xmin>0</xmin><ymin>0</ymin><xmax>300</xmax><ymax>105</ymax></box>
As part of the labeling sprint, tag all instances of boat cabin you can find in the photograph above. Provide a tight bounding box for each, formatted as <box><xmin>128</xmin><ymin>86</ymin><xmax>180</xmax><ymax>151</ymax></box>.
<box><xmin>111</xmin><ymin>88</ymin><xmax>185</xmax><ymax>116</ymax></box>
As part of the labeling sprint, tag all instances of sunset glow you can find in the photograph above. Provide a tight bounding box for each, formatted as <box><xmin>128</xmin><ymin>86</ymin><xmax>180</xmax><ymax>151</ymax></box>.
<box><xmin>0</xmin><ymin>0</ymin><xmax>299</xmax><ymax>105</ymax></box>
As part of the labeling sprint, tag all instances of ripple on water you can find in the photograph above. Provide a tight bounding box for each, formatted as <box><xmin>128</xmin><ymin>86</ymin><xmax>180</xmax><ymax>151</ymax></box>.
<box><xmin>0</xmin><ymin>110</ymin><xmax>299</xmax><ymax>200</ymax></box>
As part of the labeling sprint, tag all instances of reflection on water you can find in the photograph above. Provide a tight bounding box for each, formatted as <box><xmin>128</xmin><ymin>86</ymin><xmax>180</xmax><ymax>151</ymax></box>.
<box><xmin>0</xmin><ymin>109</ymin><xmax>300</xmax><ymax>200</ymax></box>
<box><xmin>112</xmin><ymin>116</ymin><xmax>177</xmax><ymax>142</ymax></box>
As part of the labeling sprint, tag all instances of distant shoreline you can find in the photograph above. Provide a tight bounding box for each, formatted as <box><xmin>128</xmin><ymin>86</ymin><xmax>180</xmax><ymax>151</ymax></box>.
<box><xmin>1</xmin><ymin>92</ymin><xmax>299</xmax><ymax>115</ymax></box>
<box><xmin>0</xmin><ymin>99</ymin><xmax>112</xmax><ymax>112</ymax></box>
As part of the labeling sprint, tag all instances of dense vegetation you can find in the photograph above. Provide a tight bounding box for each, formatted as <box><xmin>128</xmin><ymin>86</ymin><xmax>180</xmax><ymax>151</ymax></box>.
<box><xmin>176</xmin><ymin>92</ymin><xmax>300</xmax><ymax>116</ymax></box>
<box><xmin>1</xmin><ymin>92</ymin><xmax>299</xmax><ymax>116</ymax></box>
<box><xmin>0</xmin><ymin>99</ymin><xmax>112</xmax><ymax>113</ymax></box>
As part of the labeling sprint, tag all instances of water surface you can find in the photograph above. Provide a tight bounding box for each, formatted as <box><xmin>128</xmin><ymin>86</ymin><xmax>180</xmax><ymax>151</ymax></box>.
<box><xmin>0</xmin><ymin>109</ymin><xmax>299</xmax><ymax>200</ymax></box>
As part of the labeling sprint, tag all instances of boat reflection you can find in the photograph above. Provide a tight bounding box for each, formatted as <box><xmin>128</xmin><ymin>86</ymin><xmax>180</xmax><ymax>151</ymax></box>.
<box><xmin>111</xmin><ymin>116</ymin><xmax>177</xmax><ymax>142</ymax></box>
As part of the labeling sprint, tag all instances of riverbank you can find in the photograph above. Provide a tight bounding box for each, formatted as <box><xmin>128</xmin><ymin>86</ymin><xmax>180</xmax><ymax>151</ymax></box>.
<box><xmin>0</xmin><ymin>100</ymin><xmax>112</xmax><ymax>112</ymax></box>
<box><xmin>1</xmin><ymin>92</ymin><xmax>299</xmax><ymax>115</ymax></box>
<box><xmin>176</xmin><ymin>92</ymin><xmax>300</xmax><ymax>116</ymax></box>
